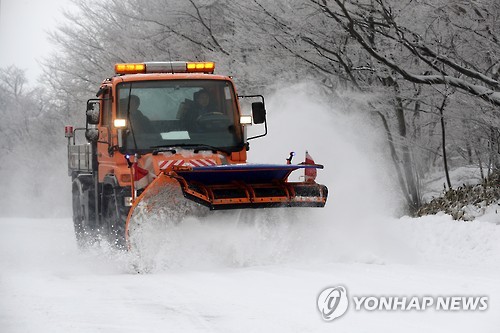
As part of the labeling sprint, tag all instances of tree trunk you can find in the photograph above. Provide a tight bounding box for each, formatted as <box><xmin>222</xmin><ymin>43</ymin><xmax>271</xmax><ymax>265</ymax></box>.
<box><xmin>393</xmin><ymin>82</ymin><xmax>421</xmax><ymax>212</ymax></box>
<box><xmin>376</xmin><ymin>111</ymin><xmax>413</xmax><ymax>208</ymax></box>
<box><xmin>438</xmin><ymin>97</ymin><xmax>452</xmax><ymax>189</ymax></box>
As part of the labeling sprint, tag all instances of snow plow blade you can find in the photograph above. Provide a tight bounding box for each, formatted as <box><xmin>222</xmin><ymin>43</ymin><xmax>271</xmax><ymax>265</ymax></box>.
<box><xmin>169</xmin><ymin>164</ymin><xmax>328</xmax><ymax>210</ymax></box>
<box><xmin>125</xmin><ymin>163</ymin><xmax>327</xmax><ymax>251</ymax></box>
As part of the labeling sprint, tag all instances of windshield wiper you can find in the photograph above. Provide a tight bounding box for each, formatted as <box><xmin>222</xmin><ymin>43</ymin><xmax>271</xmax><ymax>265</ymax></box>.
<box><xmin>151</xmin><ymin>146</ymin><xmax>177</xmax><ymax>155</ymax></box>
<box><xmin>151</xmin><ymin>144</ymin><xmax>228</xmax><ymax>155</ymax></box>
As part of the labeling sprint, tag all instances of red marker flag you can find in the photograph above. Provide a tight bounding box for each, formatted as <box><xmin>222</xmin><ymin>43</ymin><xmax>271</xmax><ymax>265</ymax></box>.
<box><xmin>133</xmin><ymin>164</ymin><xmax>150</xmax><ymax>190</ymax></box>
<box><xmin>133</xmin><ymin>156</ymin><xmax>157</xmax><ymax>190</ymax></box>
<box><xmin>304</xmin><ymin>151</ymin><xmax>317</xmax><ymax>183</ymax></box>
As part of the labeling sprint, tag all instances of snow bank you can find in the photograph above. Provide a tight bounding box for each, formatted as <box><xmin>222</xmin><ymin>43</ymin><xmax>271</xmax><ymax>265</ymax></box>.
<box><xmin>2</xmin><ymin>213</ymin><xmax>499</xmax><ymax>333</ymax></box>
<box><xmin>422</xmin><ymin>165</ymin><xmax>486</xmax><ymax>202</ymax></box>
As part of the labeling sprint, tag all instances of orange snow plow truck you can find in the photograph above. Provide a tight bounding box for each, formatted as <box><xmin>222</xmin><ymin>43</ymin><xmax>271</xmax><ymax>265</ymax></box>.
<box><xmin>66</xmin><ymin>61</ymin><xmax>328</xmax><ymax>249</ymax></box>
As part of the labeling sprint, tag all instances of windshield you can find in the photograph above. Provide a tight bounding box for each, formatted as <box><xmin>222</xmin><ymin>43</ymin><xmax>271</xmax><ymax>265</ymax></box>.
<box><xmin>117</xmin><ymin>79</ymin><xmax>243</xmax><ymax>153</ymax></box>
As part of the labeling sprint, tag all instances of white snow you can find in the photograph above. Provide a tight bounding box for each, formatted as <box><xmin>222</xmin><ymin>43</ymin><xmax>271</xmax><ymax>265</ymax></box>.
<box><xmin>421</xmin><ymin>165</ymin><xmax>487</xmax><ymax>202</ymax></box>
<box><xmin>1</xmin><ymin>214</ymin><xmax>499</xmax><ymax>332</ymax></box>
<box><xmin>1</xmin><ymin>84</ymin><xmax>499</xmax><ymax>332</ymax></box>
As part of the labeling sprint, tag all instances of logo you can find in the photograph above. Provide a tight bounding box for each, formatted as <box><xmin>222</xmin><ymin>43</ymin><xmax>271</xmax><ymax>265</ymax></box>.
<box><xmin>352</xmin><ymin>295</ymin><xmax>488</xmax><ymax>311</ymax></box>
<box><xmin>317</xmin><ymin>285</ymin><xmax>488</xmax><ymax>322</ymax></box>
<box><xmin>317</xmin><ymin>286</ymin><xmax>349</xmax><ymax>321</ymax></box>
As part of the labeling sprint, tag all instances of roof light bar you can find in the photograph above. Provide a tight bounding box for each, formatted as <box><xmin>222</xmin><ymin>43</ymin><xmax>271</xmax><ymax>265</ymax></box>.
<box><xmin>115</xmin><ymin>63</ymin><xmax>146</xmax><ymax>74</ymax></box>
<box><xmin>186</xmin><ymin>62</ymin><xmax>215</xmax><ymax>73</ymax></box>
<box><xmin>145</xmin><ymin>61</ymin><xmax>187</xmax><ymax>73</ymax></box>
<box><xmin>114</xmin><ymin>61</ymin><xmax>215</xmax><ymax>74</ymax></box>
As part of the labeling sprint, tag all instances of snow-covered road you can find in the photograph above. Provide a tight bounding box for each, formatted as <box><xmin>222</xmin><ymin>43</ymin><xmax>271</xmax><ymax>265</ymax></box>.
<box><xmin>2</xmin><ymin>86</ymin><xmax>498</xmax><ymax>332</ymax></box>
<box><xmin>1</xmin><ymin>213</ymin><xmax>499</xmax><ymax>333</ymax></box>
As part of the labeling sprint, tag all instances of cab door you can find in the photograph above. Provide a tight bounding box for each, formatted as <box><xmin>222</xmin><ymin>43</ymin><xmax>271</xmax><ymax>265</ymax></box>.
<box><xmin>97</xmin><ymin>89</ymin><xmax>115</xmax><ymax>180</ymax></box>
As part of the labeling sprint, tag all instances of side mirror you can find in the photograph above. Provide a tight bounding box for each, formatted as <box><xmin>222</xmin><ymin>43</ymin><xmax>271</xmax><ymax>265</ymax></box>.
<box><xmin>252</xmin><ymin>102</ymin><xmax>266</xmax><ymax>124</ymax></box>
<box><xmin>85</xmin><ymin>128</ymin><xmax>99</xmax><ymax>143</ymax></box>
<box><xmin>238</xmin><ymin>94</ymin><xmax>268</xmax><ymax>141</ymax></box>
<box><xmin>86</xmin><ymin>101</ymin><xmax>100</xmax><ymax>125</ymax></box>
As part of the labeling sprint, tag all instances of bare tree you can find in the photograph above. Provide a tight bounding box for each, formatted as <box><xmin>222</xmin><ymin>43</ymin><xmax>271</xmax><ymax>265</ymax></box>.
<box><xmin>41</xmin><ymin>0</ymin><xmax>499</xmax><ymax>213</ymax></box>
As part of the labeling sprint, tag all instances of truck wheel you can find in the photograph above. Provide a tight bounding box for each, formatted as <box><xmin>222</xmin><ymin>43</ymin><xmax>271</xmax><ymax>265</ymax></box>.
<box><xmin>72</xmin><ymin>180</ymin><xmax>98</xmax><ymax>248</ymax></box>
<box><xmin>72</xmin><ymin>188</ymin><xmax>86</xmax><ymax>248</ymax></box>
<box><xmin>102</xmin><ymin>186</ymin><xmax>128</xmax><ymax>249</ymax></box>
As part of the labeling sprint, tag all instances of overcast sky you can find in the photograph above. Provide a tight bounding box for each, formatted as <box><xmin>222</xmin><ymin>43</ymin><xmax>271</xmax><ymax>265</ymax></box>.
<box><xmin>0</xmin><ymin>0</ymin><xmax>68</xmax><ymax>84</ymax></box>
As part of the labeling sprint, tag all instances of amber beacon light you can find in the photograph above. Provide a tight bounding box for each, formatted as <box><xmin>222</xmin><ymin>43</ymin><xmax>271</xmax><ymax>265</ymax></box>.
<box><xmin>114</xmin><ymin>61</ymin><xmax>215</xmax><ymax>74</ymax></box>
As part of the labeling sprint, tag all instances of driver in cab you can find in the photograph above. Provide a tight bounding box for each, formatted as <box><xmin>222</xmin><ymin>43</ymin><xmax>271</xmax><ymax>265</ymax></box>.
<box><xmin>178</xmin><ymin>89</ymin><xmax>218</xmax><ymax>130</ymax></box>
<box><xmin>194</xmin><ymin>89</ymin><xmax>214</xmax><ymax>115</ymax></box>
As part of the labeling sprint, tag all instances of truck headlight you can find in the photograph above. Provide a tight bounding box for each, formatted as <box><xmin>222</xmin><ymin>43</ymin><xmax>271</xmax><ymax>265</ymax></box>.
<box><xmin>240</xmin><ymin>115</ymin><xmax>252</xmax><ymax>125</ymax></box>
<box><xmin>114</xmin><ymin>119</ymin><xmax>127</xmax><ymax>128</ymax></box>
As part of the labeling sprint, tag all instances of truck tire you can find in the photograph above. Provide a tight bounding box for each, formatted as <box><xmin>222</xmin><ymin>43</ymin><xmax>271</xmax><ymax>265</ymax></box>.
<box><xmin>102</xmin><ymin>185</ymin><xmax>129</xmax><ymax>249</ymax></box>
<box><xmin>72</xmin><ymin>179</ymin><xmax>98</xmax><ymax>248</ymax></box>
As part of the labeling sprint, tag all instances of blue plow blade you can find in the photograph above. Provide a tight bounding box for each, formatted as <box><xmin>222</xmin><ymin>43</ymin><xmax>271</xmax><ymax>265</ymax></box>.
<box><xmin>175</xmin><ymin>163</ymin><xmax>324</xmax><ymax>185</ymax></box>
<box><xmin>170</xmin><ymin>163</ymin><xmax>328</xmax><ymax>210</ymax></box>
